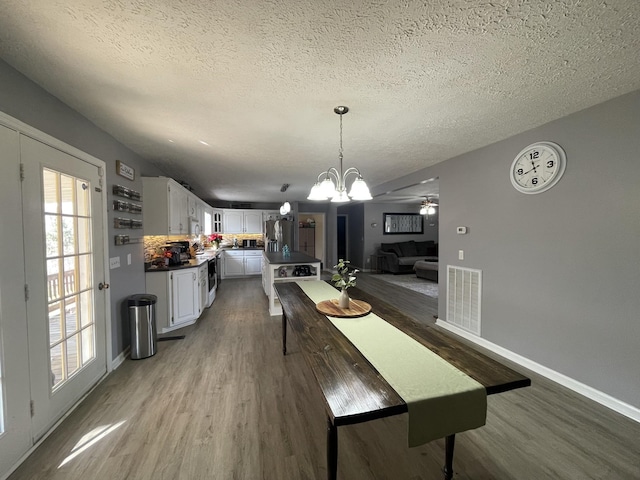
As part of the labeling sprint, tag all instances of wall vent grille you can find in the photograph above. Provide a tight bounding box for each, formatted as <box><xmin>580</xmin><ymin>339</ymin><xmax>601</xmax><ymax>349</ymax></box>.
<box><xmin>446</xmin><ymin>265</ymin><xmax>482</xmax><ymax>336</ymax></box>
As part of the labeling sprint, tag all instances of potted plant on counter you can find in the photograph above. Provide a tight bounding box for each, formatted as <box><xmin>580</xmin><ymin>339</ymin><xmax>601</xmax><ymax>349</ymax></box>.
<box><xmin>208</xmin><ymin>233</ymin><xmax>223</xmax><ymax>249</ymax></box>
<box><xmin>332</xmin><ymin>259</ymin><xmax>358</xmax><ymax>309</ymax></box>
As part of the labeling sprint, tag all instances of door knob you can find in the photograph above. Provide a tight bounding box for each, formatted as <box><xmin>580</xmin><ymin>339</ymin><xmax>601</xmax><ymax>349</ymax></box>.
<box><xmin>98</xmin><ymin>282</ymin><xmax>110</xmax><ymax>290</ymax></box>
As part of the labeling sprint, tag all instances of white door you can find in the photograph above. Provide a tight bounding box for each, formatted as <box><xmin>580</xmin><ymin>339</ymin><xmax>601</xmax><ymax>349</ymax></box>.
<box><xmin>244</xmin><ymin>256</ymin><xmax>262</xmax><ymax>275</ymax></box>
<box><xmin>244</xmin><ymin>211</ymin><xmax>263</xmax><ymax>233</ymax></box>
<box><xmin>171</xmin><ymin>270</ymin><xmax>198</xmax><ymax>326</ymax></box>
<box><xmin>0</xmin><ymin>125</ymin><xmax>32</xmax><ymax>474</ymax></box>
<box><xmin>223</xmin><ymin>210</ymin><xmax>243</xmax><ymax>233</ymax></box>
<box><xmin>21</xmin><ymin>135</ymin><xmax>108</xmax><ymax>441</ymax></box>
<box><xmin>169</xmin><ymin>182</ymin><xmax>187</xmax><ymax>234</ymax></box>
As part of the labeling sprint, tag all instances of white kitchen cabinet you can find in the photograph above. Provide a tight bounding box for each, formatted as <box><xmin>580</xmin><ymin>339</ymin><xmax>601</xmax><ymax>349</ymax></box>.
<box><xmin>143</xmin><ymin>176</ymin><xmax>190</xmax><ymax>235</ymax></box>
<box><xmin>171</xmin><ymin>269</ymin><xmax>199</xmax><ymax>326</ymax></box>
<box><xmin>145</xmin><ymin>268</ymin><xmax>200</xmax><ymax>333</ymax></box>
<box><xmin>169</xmin><ymin>186</ymin><xmax>188</xmax><ymax>234</ymax></box>
<box><xmin>223</xmin><ymin>249</ymin><xmax>263</xmax><ymax>277</ymax></box>
<box><xmin>223</xmin><ymin>210</ymin><xmax>244</xmax><ymax>233</ymax></box>
<box><xmin>244</xmin><ymin>211</ymin><xmax>263</xmax><ymax>233</ymax></box>
<box><xmin>222</xmin><ymin>209</ymin><xmax>263</xmax><ymax>234</ymax></box>
<box><xmin>212</xmin><ymin>208</ymin><xmax>223</xmax><ymax>233</ymax></box>
<box><xmin>223</xmin><ymin>250</ymin><xmax>245</xmax><ymax>276</ymax></box>
<box><xmin>198</xmin><ymin>263</ymin><xmax>208</xmax><ymax>313</ymax></box>
<box><xmin>187</xmin><ymin>193</ymin><xmax>198</xmax><ymax>219</ymax></box>
<box><xmin>244</xmin><ymin>251</ymin><xmax>262</xmax><ymax>275</ymax></box>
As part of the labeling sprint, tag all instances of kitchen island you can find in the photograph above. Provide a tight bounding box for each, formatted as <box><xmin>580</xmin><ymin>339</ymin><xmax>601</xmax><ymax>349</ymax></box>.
<box><xmin>262</xmin><ymin>251</ymin><xmax>321</xmax><ymax>316</ymax></box>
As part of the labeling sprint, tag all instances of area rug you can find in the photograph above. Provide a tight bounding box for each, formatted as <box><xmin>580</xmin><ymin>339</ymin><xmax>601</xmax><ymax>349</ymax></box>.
<box><xmin>374</xmin><ymin>274</ymin><xmax>439</xmax><ymax>298</ymax></box>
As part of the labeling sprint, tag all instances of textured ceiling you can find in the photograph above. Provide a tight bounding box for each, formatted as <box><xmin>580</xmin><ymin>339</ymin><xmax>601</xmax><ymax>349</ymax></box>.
<box><xmin>1</xmin><ymin>0</ymin><xmax>639</xmax><ymax>204</ymax></box>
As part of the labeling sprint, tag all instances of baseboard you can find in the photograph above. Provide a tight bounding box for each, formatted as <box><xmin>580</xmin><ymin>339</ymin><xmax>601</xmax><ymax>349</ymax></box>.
<box><xmin>435</xmin><ymin>319</ymin><xmax>640</xmax><ymax>423</ymax></box>
<box><xmin>111</xmin><ymin>346</ymin><xmax>130</xmax><ymax>371</ymax></box>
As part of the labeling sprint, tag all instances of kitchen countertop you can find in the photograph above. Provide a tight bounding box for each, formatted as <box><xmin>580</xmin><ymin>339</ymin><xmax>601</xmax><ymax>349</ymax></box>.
<box><xmin>145</xmin><ymin>248</ymin><xmax>222</xmax><ymax>272</ymax></box>
<box><xmin>263</xmin><ymin>251</ymin><xmax>321</xmax><ymax>265</ymax></box>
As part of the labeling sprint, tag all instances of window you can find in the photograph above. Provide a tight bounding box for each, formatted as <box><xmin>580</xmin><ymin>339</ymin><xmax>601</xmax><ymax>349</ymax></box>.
<box><xmin>43</xmin><ymin>169</ymin><xmax>96</xmax><ymax>390</ymax></box>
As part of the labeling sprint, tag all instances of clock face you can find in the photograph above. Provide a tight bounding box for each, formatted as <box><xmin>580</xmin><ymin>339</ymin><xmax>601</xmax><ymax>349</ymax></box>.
<box><xmin>510</xmin><ymin>141</ymin><xmax>566</xmax><ymax>194</ymax></box>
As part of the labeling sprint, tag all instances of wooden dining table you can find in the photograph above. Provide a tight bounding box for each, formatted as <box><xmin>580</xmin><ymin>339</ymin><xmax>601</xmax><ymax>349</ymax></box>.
<box><xmin>274</xmin><ymin>281</ymin><xmax>531</xmax><ymax>480</ymax></box>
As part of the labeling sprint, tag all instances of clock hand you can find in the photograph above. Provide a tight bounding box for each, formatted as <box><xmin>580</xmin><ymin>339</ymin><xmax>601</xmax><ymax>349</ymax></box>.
<box><xmin>522</xmin><ymin>162</ymin><xmax>541</xmax><ymax>175</ymax></box>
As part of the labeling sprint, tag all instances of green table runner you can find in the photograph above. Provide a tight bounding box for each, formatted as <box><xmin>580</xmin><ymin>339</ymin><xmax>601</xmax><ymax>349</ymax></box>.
<box><xmin>297</xmin><ymin>281</ymin><xmax>487</xmax><ymax>447</ymax></box>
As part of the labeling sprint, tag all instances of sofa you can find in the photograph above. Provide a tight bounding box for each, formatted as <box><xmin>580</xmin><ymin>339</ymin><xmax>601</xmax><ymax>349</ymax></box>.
<box><xmin>378</xmin><ymin>240</ymin><xmax>438</xmax><ymax>274</ymax></box>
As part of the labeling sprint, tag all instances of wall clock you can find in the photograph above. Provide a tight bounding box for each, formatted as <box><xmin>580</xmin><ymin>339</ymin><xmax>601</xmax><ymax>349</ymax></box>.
<box><xmin>510</xmin><ymin>141</ymin><xmax>566</xmax><ymax>194</ymax></box>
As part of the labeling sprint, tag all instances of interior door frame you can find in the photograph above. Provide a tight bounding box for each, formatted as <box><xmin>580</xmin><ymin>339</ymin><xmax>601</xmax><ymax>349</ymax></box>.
<box><xmin>0</xmin><ymin>111</ymin><xmax>113</xmax><ymax>478</ymax></box>
<box><xmin>0</xmin><ymin>111</ymin><xmax>113</xmax><ymax>371</ymax></box>
<box><xmin>337</xmin><ymin>214</ymin><xmax>349</xmax><ymax>263</ymax></box>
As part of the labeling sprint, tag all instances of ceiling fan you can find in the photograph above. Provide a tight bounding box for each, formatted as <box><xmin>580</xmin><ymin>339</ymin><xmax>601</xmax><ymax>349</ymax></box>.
<box><xmin>419</xmin><ymin>197</ymin><xmax>438</xmax><ymax>215</ymax></box>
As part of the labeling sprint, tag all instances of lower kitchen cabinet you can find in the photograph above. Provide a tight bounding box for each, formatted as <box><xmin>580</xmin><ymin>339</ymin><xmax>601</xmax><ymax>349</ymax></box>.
<box><xmin>146</xmin><ymin>268</ymin><xmax>200</xmax><ymax>333</ymax></box>
<box><xmin>198</xmin><ymin>263</ymin><xmax>208</xmax><ymax>313</ymax></box>
<box><xmin>244</xmin><ymin>251</ymin><xmax>262</xmax><ymax>275</ymax></box>
<box><xmin>223</xmin><ymin>250</ymin><xmax>245</xmax><ymax>276</ymax></box>
<box><xmin>223</xmin><ymin>250</ymin><xmax>263</xmax><ymax>277</ymax></box>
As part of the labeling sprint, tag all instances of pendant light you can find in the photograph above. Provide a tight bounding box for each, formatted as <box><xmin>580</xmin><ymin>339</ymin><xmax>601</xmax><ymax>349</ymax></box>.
<box><xmin>307</xmin><ymin>106</ymin><xmax>372</xmax><ymax>202</ymax></box>
<box><xmin>280</xmin><ymin>183</ymin><xmax>291</xmax><ymax>215</ymax></box>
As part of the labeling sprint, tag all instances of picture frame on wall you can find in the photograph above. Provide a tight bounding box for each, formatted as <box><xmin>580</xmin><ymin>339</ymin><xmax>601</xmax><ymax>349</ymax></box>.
<box><xmin>383</xmin><ymin>213</ymin><xmax>424</xmax><ymax>234</ymax></box>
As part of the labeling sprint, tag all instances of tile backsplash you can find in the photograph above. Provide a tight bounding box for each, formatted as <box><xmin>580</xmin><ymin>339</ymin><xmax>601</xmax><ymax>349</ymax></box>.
<box><xmin>143</xmin><ymin>233</ymin><xmax>263</xmax><ymax>262</ymax></box>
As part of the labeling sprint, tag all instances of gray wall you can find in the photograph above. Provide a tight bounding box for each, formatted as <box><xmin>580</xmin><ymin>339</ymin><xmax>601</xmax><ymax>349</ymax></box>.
<box><xmin>374</xmin><ymin>90</ymin><xmax>640</xmax><ymax>408</ymax></box>
<box><xmin>0</xmin><ymin>60</ymin><xmax>167</xmax><ymax>360</ymax></box>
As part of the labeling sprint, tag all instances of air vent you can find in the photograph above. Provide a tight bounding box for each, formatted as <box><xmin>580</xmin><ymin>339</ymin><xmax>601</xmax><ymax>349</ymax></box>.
<box><xmin>446</xmin><ymin>265</ymin><xmax>482</xmax><ymax>335</ymax></box>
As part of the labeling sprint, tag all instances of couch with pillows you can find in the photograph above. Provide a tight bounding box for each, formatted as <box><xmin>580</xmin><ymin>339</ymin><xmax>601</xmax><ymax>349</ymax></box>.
<box><xmin>378</xmin><ymin>240</ymin><xmax>438</xmax><ymax>274</ymax></box>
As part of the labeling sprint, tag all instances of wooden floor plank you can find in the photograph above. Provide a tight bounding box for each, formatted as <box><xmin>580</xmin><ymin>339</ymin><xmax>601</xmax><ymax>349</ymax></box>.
<box><xmin>9</xmin><ymin>276</ymin><xmax>640</xmax><ymax>480</ymax></box>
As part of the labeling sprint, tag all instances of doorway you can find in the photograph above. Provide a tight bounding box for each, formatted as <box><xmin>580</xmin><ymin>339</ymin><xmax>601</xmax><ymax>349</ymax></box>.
<box><xmin>22</xmin><ymin>135</ymin><xmax>108</xmax><ymax>441</ymax></box>
<box><xmin>337</xmin><ymin>214</ymin><xmax>348</xmax><ymax>261</ymax></box>
<box><xmin>0</xmin><ymin>123</ymin><xmax>109</xmax><ymax>477</ymax></box>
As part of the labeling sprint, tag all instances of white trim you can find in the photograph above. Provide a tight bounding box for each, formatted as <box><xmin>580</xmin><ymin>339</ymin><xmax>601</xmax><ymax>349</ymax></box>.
<box><xmin>111</xmin><ymin>347</ymin><xmax>131</xmax><ymax>371</ymax></box>
<box><xmin>435</xmin><ymin>319</ymin><xmax>640</xmax><ymax>423</ymax></box>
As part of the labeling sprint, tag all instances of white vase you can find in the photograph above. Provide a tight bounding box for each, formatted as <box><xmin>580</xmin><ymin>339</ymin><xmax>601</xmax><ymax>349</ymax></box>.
<box><xmin>338</xmin><ymin>288</ymin><xmax>350</xmax><ymax>309</ymax></box>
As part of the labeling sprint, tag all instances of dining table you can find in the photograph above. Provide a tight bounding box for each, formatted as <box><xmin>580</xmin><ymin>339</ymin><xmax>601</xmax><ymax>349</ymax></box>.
<box><xmin>274</xmin><ymin>280</ymin><xmax>531</xmax><ymax>480</ymax></box>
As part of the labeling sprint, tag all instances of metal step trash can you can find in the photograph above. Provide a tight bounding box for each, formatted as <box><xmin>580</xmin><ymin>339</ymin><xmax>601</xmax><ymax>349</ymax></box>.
<box><xmin>128</xmin><ymin>294</ymin><xmax>158</xmax><ymax>360</ymax></box>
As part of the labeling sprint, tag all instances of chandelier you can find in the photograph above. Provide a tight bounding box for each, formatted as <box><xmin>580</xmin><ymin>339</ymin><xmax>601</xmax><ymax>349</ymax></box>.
<box><xmin>307</xmin><ymin>106</ymin><xmax>372</xmax><ymax>202</ymax></box>
<box><xmin>419</xmin><ymin>197</ymin><xmax>438</xmax><ymax>215</ymax></box>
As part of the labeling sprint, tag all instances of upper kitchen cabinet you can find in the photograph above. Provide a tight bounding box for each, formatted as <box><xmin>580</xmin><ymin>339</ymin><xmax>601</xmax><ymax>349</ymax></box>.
<box><xmin>187</xmin><ymin>193</ymin><xmax>200</xmax><ymax>219</ymax></box>
<box><xmin>223</xmin><ymin>209</ymin><xmax>262</xmax><ymax>234</ymax></box>
<box><xmin>143</xmin><ymin>177</ymin><xmax>191</xmax><ymax>235</ymax></box>
<box><xmin>212</xmin><ymin>208</ymin><xmax>223</xmax><ymax>233</ymax></box>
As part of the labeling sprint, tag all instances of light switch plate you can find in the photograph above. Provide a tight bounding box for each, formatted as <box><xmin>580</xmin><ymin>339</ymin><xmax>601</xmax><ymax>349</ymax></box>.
<box><xmin>458</xmin><ymin>250</ymin><xmax>464</xmax><ymax>260</ymax></box>
<box><xmin>127</xmin><ymin>253</ymin><xmax>132</xmax><ymax>265</ymax></box>
<box><xmin>109</xmin><ymin>256</ymin><xmax>120</xmax><ymax>269</ymax></box>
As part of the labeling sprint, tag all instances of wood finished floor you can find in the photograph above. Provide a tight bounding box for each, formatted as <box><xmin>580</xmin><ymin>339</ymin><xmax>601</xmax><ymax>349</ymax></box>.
<box><xmin>9</xmin><ymin>275</ymin><xmax>640</xmax><ymax>479</ymax></box>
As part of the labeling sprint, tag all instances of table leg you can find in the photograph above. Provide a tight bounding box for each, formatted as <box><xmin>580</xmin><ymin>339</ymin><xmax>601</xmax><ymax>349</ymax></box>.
<box><xmin>442</xmin><ymin>434</ymin><xmax>455</xmax><ymax>480</ymax></box>
<box><xmin>282</xmin><ymin>312</ymin><xmax>287</xmax><ymax>355</ymax></box>
<box><xmin>327</xmin><ymin>417</ymin><xmax>338</xmax><ymax>480</ymax></box>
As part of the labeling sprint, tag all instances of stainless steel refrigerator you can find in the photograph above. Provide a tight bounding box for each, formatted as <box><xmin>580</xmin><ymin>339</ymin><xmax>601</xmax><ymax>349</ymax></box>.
<box><xmin>264</xmin><ymin>218</ymin><xmax>294</xmax><ymax>252</ymax></box>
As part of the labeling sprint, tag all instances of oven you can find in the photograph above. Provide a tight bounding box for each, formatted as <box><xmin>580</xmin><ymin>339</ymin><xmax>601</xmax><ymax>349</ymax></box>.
<box><xmin>207</xmin><ymin>256</ymin><xmax>218</xmax><ymax>307</ymax></box>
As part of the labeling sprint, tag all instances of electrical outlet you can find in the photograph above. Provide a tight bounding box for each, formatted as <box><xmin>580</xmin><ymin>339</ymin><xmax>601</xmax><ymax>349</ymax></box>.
<box><xmin>458</xmin><ymin>250</ymin><xmax>464</xmax><ymax>260</ymax></box>
<box><xmin>109</xmin><ymin>256</ymin><xmax>120</xmax><ymax>269</ymax></box>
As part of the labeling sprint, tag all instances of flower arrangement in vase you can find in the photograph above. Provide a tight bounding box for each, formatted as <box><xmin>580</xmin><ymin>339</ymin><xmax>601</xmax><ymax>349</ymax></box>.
<box><xmin>208</xmin><ymin>233</ymin><xmax>223</xmax><ymax>249</ymax></box>
<box><xmin>332</xmin><ymin>259</ymin><xmax>358</xmax><ymax>309</ymax></box>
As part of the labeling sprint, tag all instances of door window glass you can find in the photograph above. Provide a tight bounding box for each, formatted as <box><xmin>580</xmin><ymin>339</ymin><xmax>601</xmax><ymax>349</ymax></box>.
<box><xmin>43</xmin><ymin>168</ymin><xmax>96</xmax><ymax>390</ymax></box>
